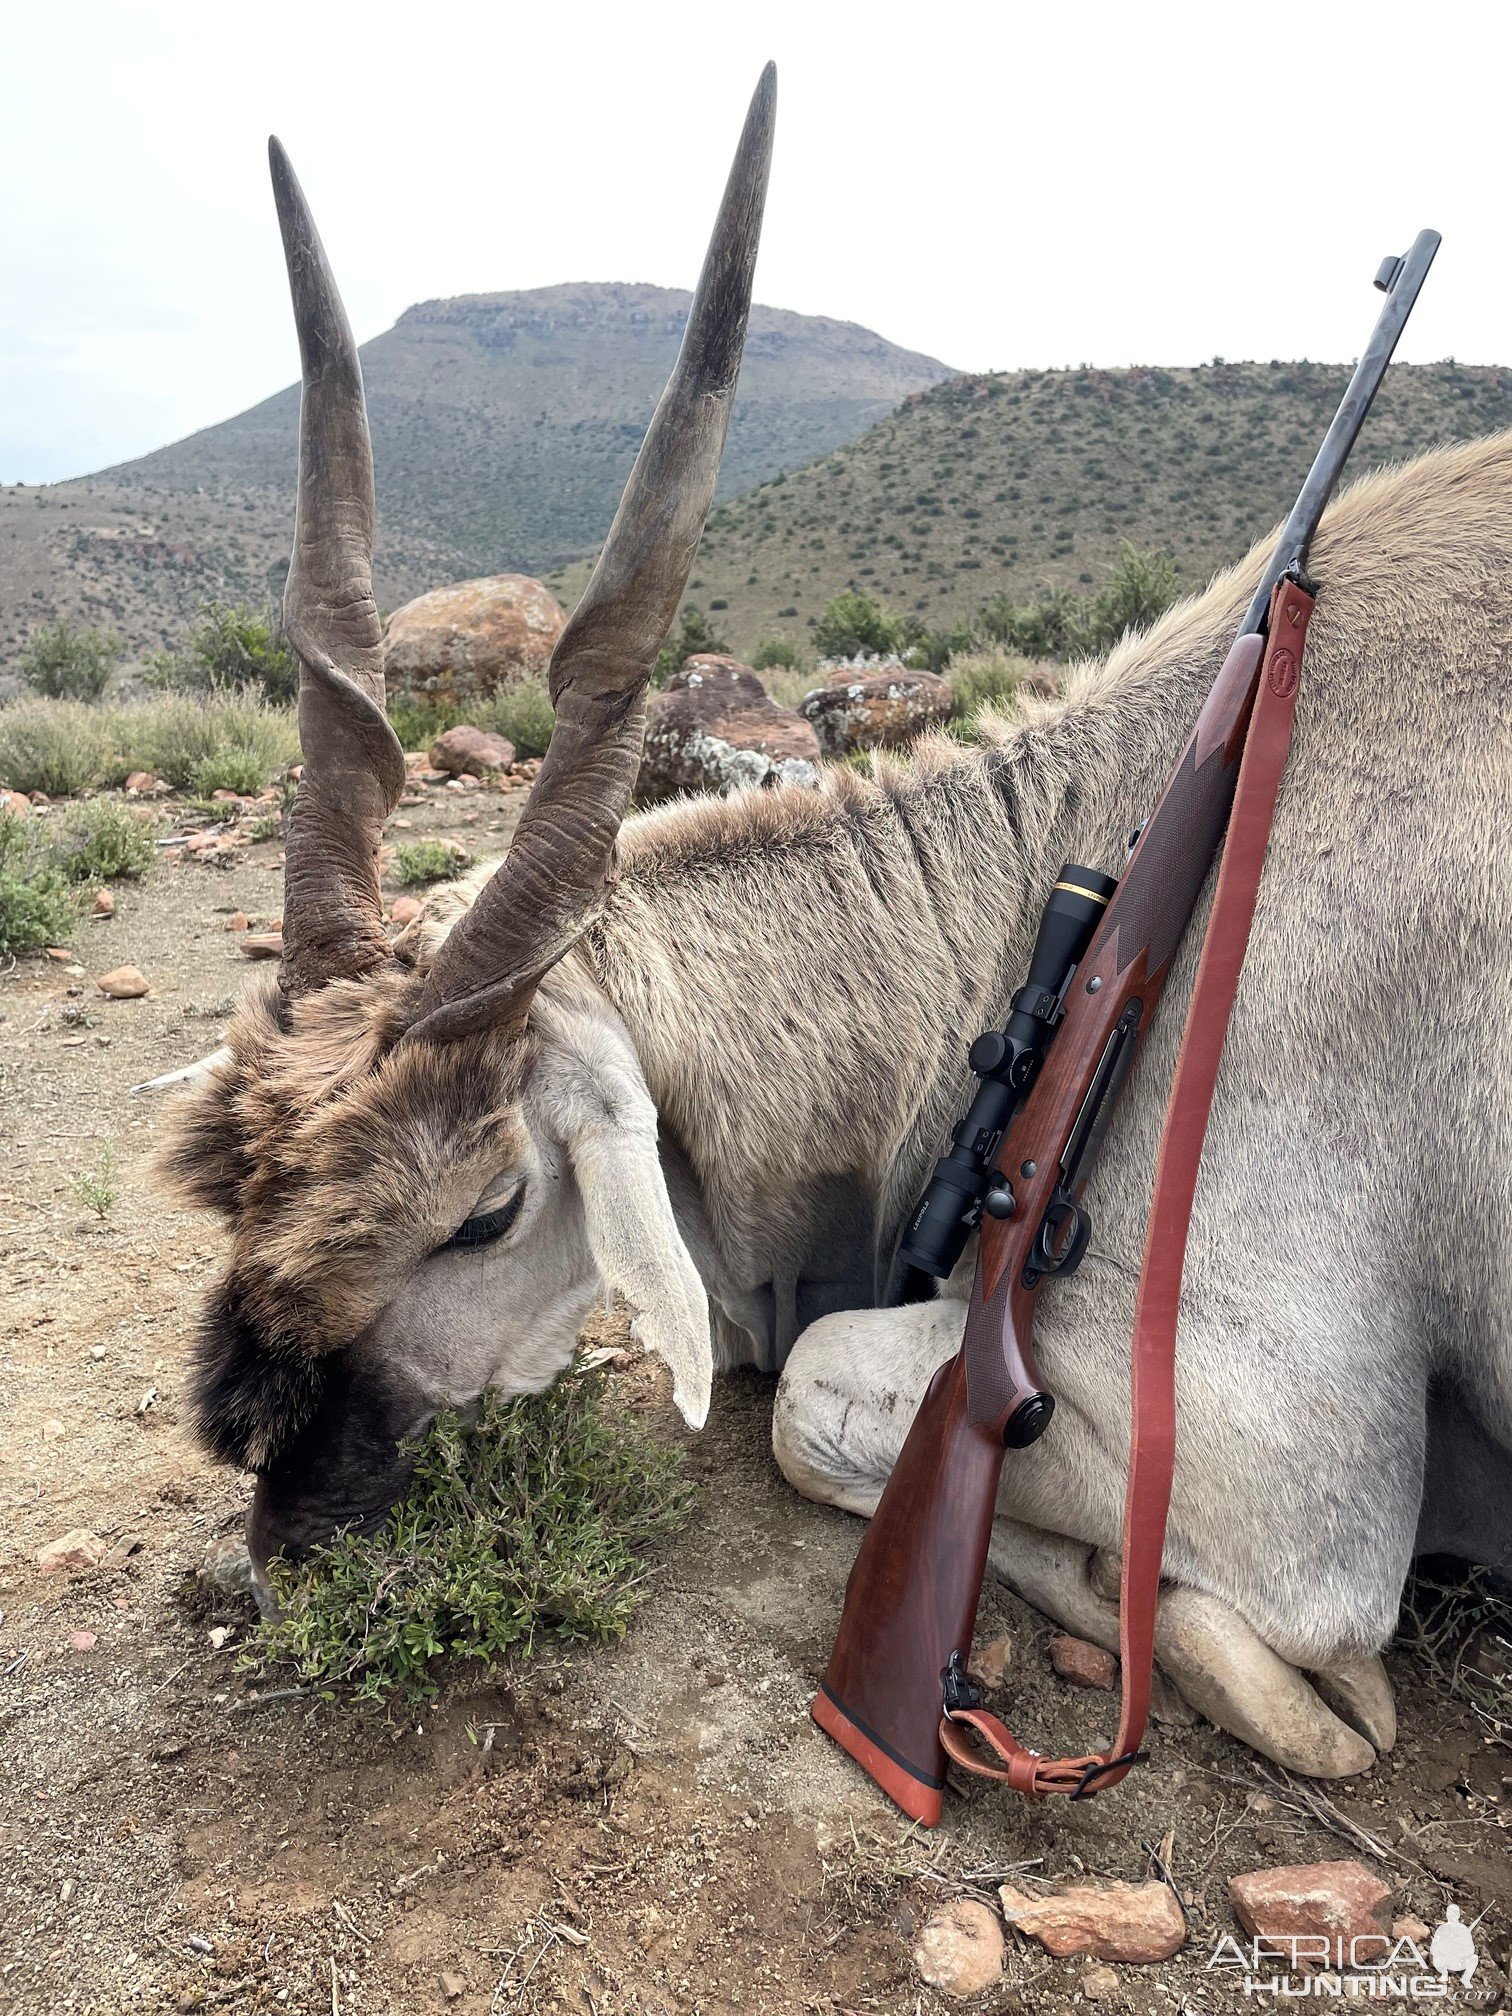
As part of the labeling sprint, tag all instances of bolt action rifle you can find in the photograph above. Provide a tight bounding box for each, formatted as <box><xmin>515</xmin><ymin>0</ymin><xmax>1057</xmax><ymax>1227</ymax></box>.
<box><xmin>813</xmin><ymin>232</ymin><xmax>1441</xmax><ymax>1823</ymax></box>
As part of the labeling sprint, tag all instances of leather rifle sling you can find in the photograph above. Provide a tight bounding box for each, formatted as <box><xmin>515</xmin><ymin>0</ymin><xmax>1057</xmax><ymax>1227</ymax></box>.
<box><xmin>939</xmin><ymin>578</ymin><xmax>1314</xmax><ymax>1799</ymax></box>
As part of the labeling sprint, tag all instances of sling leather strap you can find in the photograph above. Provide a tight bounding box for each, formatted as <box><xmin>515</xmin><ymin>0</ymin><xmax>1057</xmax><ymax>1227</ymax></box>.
<box><xmin>940</xmin><ymin>577</ymin><xmax>1314</xmax><ymax>1797</ymax></box>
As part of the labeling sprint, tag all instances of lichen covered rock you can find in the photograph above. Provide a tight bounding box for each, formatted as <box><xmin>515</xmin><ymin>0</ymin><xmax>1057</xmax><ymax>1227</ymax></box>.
<box><xmin>798</xmin><ymin>665</ymin><xmax>954</xmax><ymax>756</ymax></box>
<box><xmin>640</xmin><ymin>655</ymin><xmax>821</xmax><ymax>801</ymax></box>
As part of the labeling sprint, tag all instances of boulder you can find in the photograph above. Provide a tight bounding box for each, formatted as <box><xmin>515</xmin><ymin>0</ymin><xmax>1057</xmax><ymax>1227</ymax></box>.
<box><xmin>640</xmin><ymin>656</ymin><xmax>821</xmax><ymax>801</ymax></box>
<box><xmin>798</xmin><ymin>666</ymin><xmax>955</xmax><ymax>757</ymax></box>
<box><xmin>998</xmin><ymin>1880</ymin><xmax>1186</xmax><ymax>1963</ymax></box>
<box><xmin>912</xmin><ymin>1898</ymin><xmax>1005</xmax><ymax>1998</ymax></box>
<box><xmin>384</xmin><ymin>575</ymin><xmax>565</xmax><ymax>705</ymax></box>
<box><xmin>429</xmin><ymin>725</ymin><xmax>516</xmax><ymax>777</ymax></box>
<box><xmin>1228</xmin><ymin>1861</ymin><xmax>1393</xmax><ymax>1968</ymax></box>
<box><xmin>2</xmin><ymin>788</ymin><xmax>31</xmax><ymax>816</ymax></box>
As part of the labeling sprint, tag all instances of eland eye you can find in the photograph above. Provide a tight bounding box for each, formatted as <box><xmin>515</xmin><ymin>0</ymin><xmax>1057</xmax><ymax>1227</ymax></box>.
<box><xmin>446</xmin><ymin>1190</ymin><xmax>524</xmax><ymax>1251</ymax></box>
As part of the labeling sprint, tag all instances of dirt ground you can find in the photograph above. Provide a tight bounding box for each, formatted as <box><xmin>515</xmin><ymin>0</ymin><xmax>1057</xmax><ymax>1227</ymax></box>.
<box><xmin>2</xmin><ymin>781</ymin><xmax>1509</xmax><ymax>2016</ymax></box>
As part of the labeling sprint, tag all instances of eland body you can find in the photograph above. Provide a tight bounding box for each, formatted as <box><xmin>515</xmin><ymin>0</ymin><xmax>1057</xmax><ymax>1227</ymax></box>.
<box><xmin>163</xmin><ymin>76</ymin><xmax>1512</xmax><ymax>1777</ymax></box>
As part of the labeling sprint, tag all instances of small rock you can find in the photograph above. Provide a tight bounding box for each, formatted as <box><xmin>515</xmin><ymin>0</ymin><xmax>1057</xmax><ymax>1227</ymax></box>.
<box><xmin>88</xmin><ymin>1345</ymin><xmax>106</xmax><ymax>1361</ymax></box>
<box><xmin>41</xmin><ymin>1418</ymin><xmax>65</xmax><ymax>1442</ymax></box>
<box><xmin>67</xmin><ymin>1631</ymin><xmax>97</xmax><ymax>1652</ymax></box>
<box><xmin>124</xmin><ymin>771</ymin><xmax>168</xmax><ymax>795</ymax></box>
<box><xmin>224</xmin><ymin>911</ymin><xmax>249</xmax><ymax>932</ymax></box>
<box><xmin>389</xmin><ymin>895</ymin><xmax>423</xmax><ymax>927</ymax></box>
<box><xmin>239</xmin><ymin>933</ymin><xmax>283</xmax><ymax>959</ymax></box>
<box><xmin>59</xmin><ymin>1879</ymin><xmax>76</xmax><ymax>1904</ymax></box>
<box><xmin>998</xmin><ymin>1880</ymin><xmax>1185</xmax><ymax>1963</ymax></box>
<box><xmin>96</xmin><ymin>965</ymin><xmax>150</xmax><ymax>1000</ymax></box>
<box><xmin>429</xmin><ymin>725</ymin><xmax>516</xmax><ymax>777</ymax></box>
<box><xmin>91</xmin><ymin>889</ymin><xmax>114</xmax><ymax>919</ymax></box>
<box><xmin>44</xmin><ymin>946</ymin><xmax>75</xmax><ymax>962</ymax></box>
<box><xmin>38</xmin><ymin>1529</ymin><xmax>104</xmax><ymax>1574</ymax></box>
<box><xmin>1392</xmin><ymin>1916</ymin><xmax>1431</xmax><ymax>1945</ymax></box>
<box><xmin>967</xmin><ymin>1633</ymin><xmax>1013</xmax><ymax>1692</ymax></box>
<box><xmin>439</xmin><ymin>1972</ymin><xmax>467</xmax><ymax>2000</ymax></box>
<box><xmin>912</xmin><ymin>1897</ymin><xmax>1005</xmax><ymax>1998</ymax></box>
<box><xmin>1229</xmin><ymin>1861</ymin><xmax>1393</xmax><ymax>1968</ymax></box>
<box><xmin>198</xmin><ymin>1533</ymin><xmax>259</xmax><ymax>1603</ymax></box>
<box><xmin>207</xmin><ymin>1626</ymin><xmax>231</xmax><ymax>1650</ymax></box>
<box><xmin>29</xmin><ymin>789</ymin><xmax>51</xmax><ymax>806</ymax></box>
<box><xmin>1081</xmin><ymin>1963</ymin><xmax>1121</xmax><ymax>1999</ymax></box>
<box><xmin>1049</xmin><ymin>1633</ymin><xmax>1118</xmax><ymax>1690</ymax></box>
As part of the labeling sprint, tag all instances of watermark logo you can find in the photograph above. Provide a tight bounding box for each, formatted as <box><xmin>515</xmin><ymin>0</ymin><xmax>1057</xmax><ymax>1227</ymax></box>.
<box><xmin>1207</xmin><ymin>1911</ymin><xmax>1484</xmax><ymax>2000</ymax></box>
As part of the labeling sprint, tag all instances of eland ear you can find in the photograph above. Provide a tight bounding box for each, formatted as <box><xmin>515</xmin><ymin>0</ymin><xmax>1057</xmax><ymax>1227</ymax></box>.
<box><xmin>568</xmin><ymin>1108</ymin><xmax>712</xmax><ymax>1430</ymax></box>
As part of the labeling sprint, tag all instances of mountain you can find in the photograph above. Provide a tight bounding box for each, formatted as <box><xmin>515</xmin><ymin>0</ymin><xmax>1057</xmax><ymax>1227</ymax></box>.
<box><xmin>0</xmin><ymin>285</ymin><xmax>952</xmax><ymax>668</ymax></box>
<box><xmin>554</xmin><ymin>360</ymin><xmax>1512</xmax><ymax>660</ymax></box>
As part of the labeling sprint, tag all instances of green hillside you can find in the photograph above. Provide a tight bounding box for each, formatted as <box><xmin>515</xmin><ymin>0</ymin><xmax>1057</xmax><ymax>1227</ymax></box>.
<box><xmin>0</xmin><ymin>285</ymin><xmax>950</xmax><ymax>670</ymax></box>
<box><xmin>548</xmin><ymin>360</ymin><xmax>1512</xmax><ymax>660</ymax></box>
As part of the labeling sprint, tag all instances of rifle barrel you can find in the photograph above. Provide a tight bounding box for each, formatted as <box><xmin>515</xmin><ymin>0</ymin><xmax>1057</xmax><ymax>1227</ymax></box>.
<box><xmin>1240</xmin><ymin>227</ymin><xmax>1440</xmax><ymax>636</ymax></box>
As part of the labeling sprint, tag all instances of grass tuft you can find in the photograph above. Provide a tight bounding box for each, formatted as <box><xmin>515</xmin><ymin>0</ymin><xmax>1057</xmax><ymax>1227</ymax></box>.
<box><xmin>396</xmin><ymin>837</ymin><xmax>470</xmax><ymax>886</ymax></box>
<box><xmin>0</xmin><ymin>696</ymin><xmax>299</xmax><ymax>798</ymax></box>
<box><xmin>243</xmin><ymin>1369</ymin><xmax>694</xmax><ymax>1703</ymax></box>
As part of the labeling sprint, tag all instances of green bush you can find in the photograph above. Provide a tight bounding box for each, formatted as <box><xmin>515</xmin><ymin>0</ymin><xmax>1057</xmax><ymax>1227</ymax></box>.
<box><xmin>243</xmin><ymin>1369</ymin><xmax>694</xmax><ymax>1702</ymax></box>
<box><xmin>53</xmin><ymin>801</ymin><xmax>156</xmax><ymax>883</ymax></box>
<box><xmin>473</xmin><ymin>677</ymin><xmax>555</xmax><ymax>761</ymax></box>
<box><xmin>147</xmin><ymin>600</ymin><xmax>299</xmax><ymax>704</ymax></box>
<box><xmin>124</xmin><ymin>696</ymin><xmax>299</xmax><ymax>791</ymax></box>
<box><xmin>946</xmin><ymin>647</ymin><xmax>1045</xmax><ymax>730</ymax></box>
<box><xmin>752</xmin><ymin>636</ymin><xmax>802</xmax><ymax>672</ymax></box>
<box><xmin>0</xmin><ymin>700</ymin><xmax>122</xmax><ymax>796</ymax></box>
<box><xmin>386</xmin><ymin>693</ymin><xmax>459</xmax><ymax>754</ymax></box>
<box><xmin>19</xmin><ymin>620</ymin><xmax>122</xmax><ymax>702</ymax></box>
<box><xmin>653</xmin><ymin>607</ymin><xmax>728</xmax><ymax>684</ymax></box>
<box><xmin>396</xmin><ymin>837</ymin><xmax>471</xmax><ymax>886</ymax></box>
<box><xmin>190</xmin><ymin>747</ymin><xmax>270</xmax><ymax>798</ymax></box>
<box><xmin>813</xmin><ymin>591</ymin><xmax>904</xmax><ymax>661</ymax></box>
<box><xmin>0</xmin><ymin>696</ymin><xmax>299</xmax><ymax>797</ymax></box>
<box><xmin>977</xmin><ymin>545</ymin><xmax>1178</xmax><ymax>662</ymax></box>
<box><xmin>0</xmin><ymin>810</ymin><xmax>80</xmax><ymax>955</ymax></box>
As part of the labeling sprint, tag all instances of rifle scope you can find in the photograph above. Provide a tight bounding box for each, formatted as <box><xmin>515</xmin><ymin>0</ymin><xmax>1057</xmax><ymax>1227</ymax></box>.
<box><xmin>897</xmin><ymin>864</ymin><xmax>1118</xmax><ymax>1280</ymax></box>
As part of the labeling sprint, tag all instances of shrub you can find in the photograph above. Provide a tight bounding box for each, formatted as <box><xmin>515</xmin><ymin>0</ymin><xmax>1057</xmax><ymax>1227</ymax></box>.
<box><xmin>0</xmin><ymin>810</ymin><xmax>80</xmax><ymax>955</ymax></box>
<box><xmin>653</xmin><ymin>607</ymin><xmax>728</xmax><ymax>684</ymax></box>
<box><xmin>976</xmin><ymin>545</ymin><xmax>1178</xmax><ymax>662</ymax></box>
<box><xmin>946</xmin><ymin>647</ymin><xmax>1044</xmax><ymax>731</ymax></box>
<box><xmin>243</xmin><ymin>1369</ymin><xmax>694</xmax><ymax>1702</ymax></box>
<box><xmin>148</xmin><ymin>601</ymin><xmax>299</xmax><ymax>704</ymax></box>
<box><xmin>473</xmin><ymin>677</ymin><xmax>555</xmax><ymax>761</ymax></box>
<box><xmin>0</xmin><ymin>696</ymin><xmax>299</xmax><ymax>797</ymax></box>
<box><xmin>396</xmin><ymin>837</ymin><xmax>471</xmax><ymax>886</ymax></box>
<box><xmin>387</xmin><ymin>693</ymin><xmax>459</xmax><ymax>754</ymax></box>
<box><xmin>752</xmin><ymin>636</ymin><xmax>801</xmax><ymax>672</ymax></box>
<box><xmin>125</xmin><ymin>695</ymin><xmax>299</xmax><ymax>790</ymax></box>
<box><xmin>190</xmin><ymin>747</ymin><xmax>269</xmax><ymax>797</ymax></box>
<box><xmin>53</xmin><ymin>801</ymin><xmax>156</xmax><ymax>883</ymax></box>
<box><xmin>813</xmin><ymin>592</ymin><xmax>904</xmax><ymax>661</ymax></box>
<box><xmin>0</xmin><ymin>700</ymin><xmax>122</xmax><ymax>796</ymax></box>
<box><xmin>19</xmin><ymin>620</ymin><xmax>122</xmax><ymax>702</ymax></box>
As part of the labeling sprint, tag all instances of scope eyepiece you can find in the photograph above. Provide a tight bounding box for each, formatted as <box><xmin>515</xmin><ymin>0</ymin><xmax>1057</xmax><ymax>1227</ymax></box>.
<box><xmin>895</xmin><ymin>862</ymin><xmax>1116</xmax><ymax>1281</ymax></box>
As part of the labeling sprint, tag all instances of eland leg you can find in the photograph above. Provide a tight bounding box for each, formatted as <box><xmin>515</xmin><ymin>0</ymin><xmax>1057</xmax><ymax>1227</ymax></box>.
<box><xmin>775</xmin><ymin>1299</ymin><xmax>1394</xmax><ymax>1776</ymax></box>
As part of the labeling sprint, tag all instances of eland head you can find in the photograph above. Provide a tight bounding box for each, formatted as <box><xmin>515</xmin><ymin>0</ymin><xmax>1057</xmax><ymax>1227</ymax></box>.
<box><xmin>161</xmin><ymin>68</ymin><xmax>776</xmax><ymax>1568</ymax></box>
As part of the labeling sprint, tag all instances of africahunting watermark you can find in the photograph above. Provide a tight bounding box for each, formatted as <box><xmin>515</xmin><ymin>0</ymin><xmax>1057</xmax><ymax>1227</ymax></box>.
<box><xmin>1208</xmin><ymin>1909</ymin><xmax>1487</xmax><ymax>2000</ymax></box>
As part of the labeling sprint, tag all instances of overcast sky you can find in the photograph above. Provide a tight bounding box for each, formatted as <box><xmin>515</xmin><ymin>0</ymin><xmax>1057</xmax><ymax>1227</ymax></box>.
<box><xmin>3</xmin><ymin>0</ymin><xmax>1509</xmax><ymax>485</ymax></box>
